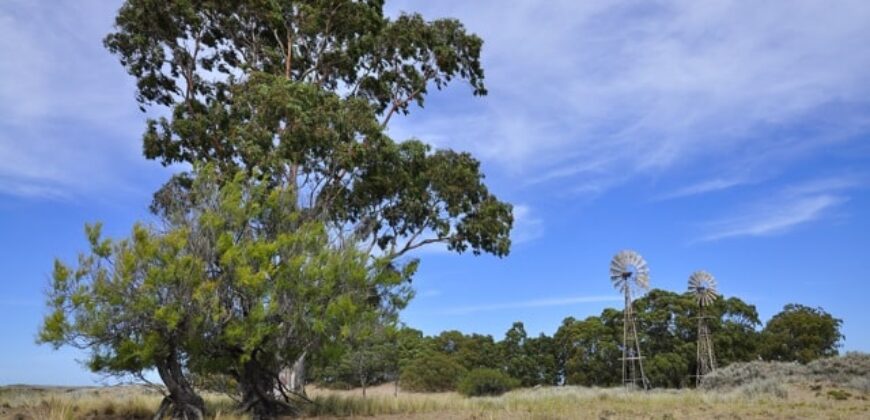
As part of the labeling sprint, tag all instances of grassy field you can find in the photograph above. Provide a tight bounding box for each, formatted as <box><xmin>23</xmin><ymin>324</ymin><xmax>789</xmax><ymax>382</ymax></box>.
<box><xmin>1</xmin><ymin>382</ymin><xmax>867</xmax><ymax>419</ymax></box>
<box><xmin>2</xmin><ymin>355</ymin><xmax>868</xmax><ymax>419</ymax></box>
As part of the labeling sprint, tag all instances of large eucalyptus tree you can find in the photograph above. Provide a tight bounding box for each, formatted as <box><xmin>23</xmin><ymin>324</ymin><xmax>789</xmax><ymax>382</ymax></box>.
<box><xmin>105</xmin><ymin>0</ymin><xmax>511</xmax><ymax>261</ymax></box>
<box><xmin>91</xmin><ymin>0</ymin><xmax>512</xmax><ymax>417</ymax></box>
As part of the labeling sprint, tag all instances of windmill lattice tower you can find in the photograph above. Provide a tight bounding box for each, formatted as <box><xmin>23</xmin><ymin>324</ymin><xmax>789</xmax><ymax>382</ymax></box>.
<box><xmin>609</xmin><ymin>250</ymin><xmax>651</xmax><ymax>390</ymax></box>
<box><xmin>688</xmin><ymin>270</ymin><xmax>718</xmax><ymax>385</ymax></box>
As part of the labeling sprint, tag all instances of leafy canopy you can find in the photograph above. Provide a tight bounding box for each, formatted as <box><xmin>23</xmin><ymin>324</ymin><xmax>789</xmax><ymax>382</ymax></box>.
<box><xmin>457</xmin><ymin>368</ymin><xmax>519</xmax><ymax>397</ymax></box>
<box><xmin>760</xmin><ymin>304</ymin><xmax>843</xmax><ymax>364</ymax></box>
<box><xmin>40</xmin><ymin>166</ymin><xmax>412</xmax><ymax>411</ymax></box>
<box><xmin>44</xmin><ymin>1</ymin><xmax>510</xmax><ymax>416</ymax></box>
<box><xmin>105</xmin><ymin>0</ymin><xmax>512</xmax><ymax>261</ymax></box>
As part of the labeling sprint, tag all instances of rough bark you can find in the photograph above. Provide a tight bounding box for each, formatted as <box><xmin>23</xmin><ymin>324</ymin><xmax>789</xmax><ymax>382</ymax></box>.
<box><xmin>239</xmin><ymin>359</ymin><xmax>298</xmax><ymax>420</ymax></box>
<box><xmin>155</xmin><ymin>352</ymin><xmax>205</xmax><ymax>420</ymax></box>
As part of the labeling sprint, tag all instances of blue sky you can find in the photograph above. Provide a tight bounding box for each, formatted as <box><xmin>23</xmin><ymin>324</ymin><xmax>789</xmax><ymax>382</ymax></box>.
<box><xmin>2</xmin><ymin>0</ymin><xmax>869</xmax><ymax>385</ymax></box>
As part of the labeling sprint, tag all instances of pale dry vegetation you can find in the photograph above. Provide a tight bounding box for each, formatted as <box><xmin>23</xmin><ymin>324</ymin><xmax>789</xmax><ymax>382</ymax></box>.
<box><xmin>2</xmin><ymin>354</ymin><xmax>868</xmax><ymax>419</ymax></box>
<box><xmin>701</xmin><ymin>351</ymin><xmax>870</xmax><ymax>392</ymax></box>
<box><xmin>0</xmin><ymin>386</ymin><xmax>237</xmax><ymax>420</ymax></box>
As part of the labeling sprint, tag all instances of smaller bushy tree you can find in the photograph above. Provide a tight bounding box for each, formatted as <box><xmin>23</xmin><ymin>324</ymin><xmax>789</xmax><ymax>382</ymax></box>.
<box><xmin>40</xmin><ymin>166</ymin><xmax>414</xmax><ymax>418</ymax></box>
<box><xmin>399</xmin><ymin>351</ymin><xmax>467</xmax><ymax>392</ymax></box>
<box><xmin>760</xmin><ymin>304</ymin><xmax>843</xmax><ymax>364</ymax></box>
<box><xmin>39</xmin><ymin>222</ymin><xmax>208</xmax><ymax>418</ymax></box>
<box><xmin>457</xmin><ymin>368</ymin><xmax>519</xmax><ymax>397</ymax></box>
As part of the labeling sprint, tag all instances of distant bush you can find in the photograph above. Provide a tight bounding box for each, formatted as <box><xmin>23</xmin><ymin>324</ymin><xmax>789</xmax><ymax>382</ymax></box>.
<box><xmin>700</xmin><ymin>360</ymin><xmax>804</xmax><ymax>390</ymax></box>
<box><xmin>738</xmin><ymin>378</ymin><xmax>789</xmax><ymax>399</ymax></box>
<box><xmin>315</xmin><ymin>379</ymin><xmax>356</xmax><ymax>390</ymax></box>
<box><xmin>827</xmin><ymin>389</ymin><xmax>851</xmax><ymax>400</ymax></box>
<box><xmin>400</xmin><ymin>352</ymin><xmax>467</xmax><ymax>392</ymax></box>
<box><xmin>805</xmin><ymin>351</ymin><xmax>870</xmax><ymax>383</ymax></box>
<box><xmin>759</xmin><ymin>304</ymin><xmax>843</xmax><ymax>363</ymax></box>
<box><xmin>457</xmin><ymin>369</ymin><xmax>520</xmax><ymax>397</ymax></box>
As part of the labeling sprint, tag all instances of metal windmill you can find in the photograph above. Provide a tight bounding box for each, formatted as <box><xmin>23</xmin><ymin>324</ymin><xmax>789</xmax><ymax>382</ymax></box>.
<box><xmin>688</xmin><ymin>270</ymin><xmax>718</xmax><ymax>385</ymax></box>
<box><xmin>609</xmin><ymin>250</ymin><xmax>651</xmax><ymax>390</ymax></box>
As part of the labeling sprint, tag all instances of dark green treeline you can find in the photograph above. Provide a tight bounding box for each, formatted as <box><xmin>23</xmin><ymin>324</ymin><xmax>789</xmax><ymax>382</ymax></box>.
<box><xmin>312</xmin><ymin>290</ymin><xmax>843</xmax><ymax>391</ymax></box>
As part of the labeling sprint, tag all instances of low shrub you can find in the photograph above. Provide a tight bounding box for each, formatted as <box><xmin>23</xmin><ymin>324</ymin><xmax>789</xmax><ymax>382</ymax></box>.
<box><xmin>700</xmin><ymin>360</ymin><xmax>804</xmax><ymax>390</ymax></box>
<box><xmin>827</xmin><ymin>389</ymin><xmax>851</xmax><ymax>400</ymax></box>
<box><xmin>457</xmin><ymin>368</ymin><xmax>520</xmax><ymax>397</ymax></box>
<box><xmin>738</xmin><ymin>378</ymin><xmax>788</xmax><ymax>399</ymax></box>
<box><xmin>701</xmin><ymin>353</ymin><xmax>870</xmax><ymax>391</ymax></box>
<box><xmin>806</xmin><ymin>352</ymin><xmax>870</xmax><ymax>383</ymax></box>
<box><xmin>314</xmin><ymin>379</ymin><xmax>356</xmax><ymax>390</ymax></box>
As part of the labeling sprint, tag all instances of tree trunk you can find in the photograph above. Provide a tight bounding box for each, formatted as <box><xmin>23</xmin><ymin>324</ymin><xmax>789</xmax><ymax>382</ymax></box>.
<box><xmin>289</xmin><ymin>352</ymin><xmax>307</xmax><ymax>395</ymax></box>
<box><xmin>239</xmin><ymin>359</ymin><xmax>298</xmax><ymax>420</ymax></box>
<box><xmin>278</xmin><ymin>351</ymin><xmax>307</xmax><ymax>397</ymax></box>
<box><xmin>155</xmin><ymin>354</ymin><xmax>205</xmax><ymax>420</ymax></box>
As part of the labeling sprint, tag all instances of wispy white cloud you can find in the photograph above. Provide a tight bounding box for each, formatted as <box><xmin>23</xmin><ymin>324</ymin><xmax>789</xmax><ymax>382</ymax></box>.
<box><xmin>699</xmin><ymin>175</ymin><xmax>862</xmax><ymax>241</ymax></box>
<box><xmin>701</xmin><ymin>195</ymin><xmax>844</xmax><ymax>241</ymax></box>
<box><xmin>405</xmin><ymin>203</ymin><xmax>544</xmax><ymax>255</ymax></box>
<box><xmin>785</xmin><ymin>176</ymin><xmax>864</xmax><ymax>195</ymax></box>
<box><xmin>525</xmin><ymin>158</ymin><xmax>611</xmax><ymax>187</ymax></box>
<box><xmin>442</xmin><ymin>295</ymin><xmax>622</xmax><ymax>315</ymax></box>
<box><xmin>511</xmin><ymin>204</ymin><xmax>544</xmax><ymax>244</ymax></box>
<box><xmin>418</xmin><ymin>289</ymin><xmax>442</xmax><ymax>298</ymax></box>
<box><xmin>657</xmin><ymin>176</ymin><xmax>752</xmax><ymax>200</ymax></box>
<box><xmin>4</xmin><ymin>0</ymin><xmax>868</xmax><ymax>207</ymax></box>
<box><xmin>389</xmin><ymin>0</ymin><xmax>870</xmax><ymax>195</ymax></box>
<box><xmin>0</xmin><ymin>0</ymin><xmax>132</xmax><ymax>124</ymax></box>
<box><xmin>0</xmin><ymin>179</ymin><xmax>71</xmax><ymax>201</ymax></box>
<box><xmin>0</xmin><ymin>0</ymin><xmax>159</xmax><ymax>200</ymax></box>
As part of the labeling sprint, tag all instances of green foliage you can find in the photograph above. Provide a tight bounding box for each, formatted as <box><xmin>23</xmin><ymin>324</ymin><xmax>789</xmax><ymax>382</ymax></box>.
<box><xmin>39</xmin><ymin>221</ymin><xmax>203</xmax><ymax>376</ymax></box>
<box><xmin>433</xmin><ymin>331</ymin><xmax>500</xmax><ymax>371</ymax></box>
<box><xmin>85</xmin><ymin>1</ymin><xmax>513</xmax><ymax>416</ymax></box>
<box><xmin>827</xmin><ymin>389</ymin><xmax>851</xmax><ymax>400</ymax></box>
<box><xmin>104</xmin><ymin>0</ymin><xmax>485</xmax><ymax>112</ymax></box>
<box><xmin>760</xmin><ymin>304</ymin><xmax>843</xmax><ymax>364</ymax></box>
<box><xmin>553</xmin><ymin>289</ymin><xmax>762</xmax><ymax>388</ymax></box>
<box><xmin>314</xmin><ymin>323</ymin><xmax>400</xmax><ymax>392</ymax></box>
<box><xmin>40</xmin><ymin>166</ymin><xmax>412</xmax><ymax>416</ymax></box>
<box><xmin>714</xmin><ymin>297</ymin><xmax>763</xmax><ymax>365</ymax></box>
<box><xmin>396</xmin><ymin>327</ymin><xmax>434</xmax><ymax>371</ymax></box>
<box><xmin>400</xmin><ymin>351</ymin><xmax>467</xmax><ymax>392</ymax></box>
<box><xmin>105</xmin><ymin>0</ymin><xmax>512</xmax><ymax>262</ymax></box>
<box><xmin>320</xmin><ymin>295</ymin><xmax>842</xmax><ymax>395</ymax></box>
<box><xmin>457</xmin><ymin>368</ymin><xmax>519</xmax><ymax>397</ymax></box>
<box><xmin>38</xmin><ymin>216</ymin><xmax>210</xmax><ymax>416</ymax></box>
<box><xmin>311</xmin><ymin>292</ymin><xmax>842</xmax><ymax>394</ymax></box>
<box><xmin>500</xmin><ymin>322</ymin><xmax>559</xmax><ymax>387</ymax></box>
<box><xmin>555</xmin><ymin>315</ymin><xmax>621</xmax><ymax>387</ymax></box>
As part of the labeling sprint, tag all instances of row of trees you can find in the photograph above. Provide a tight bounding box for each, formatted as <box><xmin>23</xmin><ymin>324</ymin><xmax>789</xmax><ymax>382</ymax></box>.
<box><xmin>312</xmin><ymin>291</ymin><xmax>843</xmax><ymax>391</ymax></box>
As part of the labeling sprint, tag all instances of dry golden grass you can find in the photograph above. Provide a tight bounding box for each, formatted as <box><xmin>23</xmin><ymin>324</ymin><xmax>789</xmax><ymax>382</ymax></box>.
<box><xmin>304</xmin><ymin>382</ymin><xmax>870</xmax><ymax>419</ymax></box>
<box><xmin>2</xmin><ymin>381</ymin><xmax>867</xmax><ymax>419</ymax></box>
<box><xmin>0</xmin><ymin>385</ymin><xmax>239</xmax><ymax>420</ymax></box>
